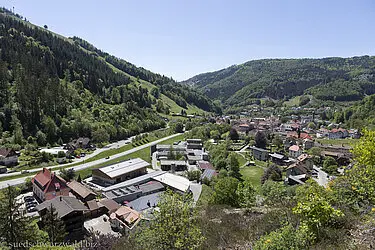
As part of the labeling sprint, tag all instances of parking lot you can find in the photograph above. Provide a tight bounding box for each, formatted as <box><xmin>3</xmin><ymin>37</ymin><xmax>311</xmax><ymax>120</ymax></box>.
<box><xmin>16</xmin><ymin>192</ymin><xmax>39</xmax><ymax>217</ymax></box>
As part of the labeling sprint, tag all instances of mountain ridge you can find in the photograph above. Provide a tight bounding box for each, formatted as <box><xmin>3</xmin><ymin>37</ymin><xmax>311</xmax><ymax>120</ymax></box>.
<box><xmin>181</xmin><ymin>56</ymin><xmax>375</xmax><ymax>107</ymax></box>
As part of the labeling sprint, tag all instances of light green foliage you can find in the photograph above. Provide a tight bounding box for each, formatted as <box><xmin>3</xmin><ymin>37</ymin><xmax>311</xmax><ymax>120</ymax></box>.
<box><xmin>132</xmin><ymin>191</ymin><xmax>205</xmax><ymax>250</ymax></box>
<box><xmin>186</xmin><ymin>170</ymin><xmax>201</xmax><ymax>182</ymax></box>
<box><xmin>212</xmin><ymin>177</ymin><xmax>239</xmax><ymax>207</ymax></box>
<box><xmin>342</xmin><ymin>129</ymin><xmax>375</xmax><ymax>204</ymax></box>
<box><xmin>294</xmin><ymin>181</ymin><xmax>343</xmax><ymax>236</ymax></box>
<box><xmin>307</xmin><ymin>147</ymin><xmax>322</xmax><ymax>156</ymax></box>
<box><xmin>236</xmin><ymin>179</ymin><xmax>256</xmax><ymax>208</ymax></box>
<box><xmin>253</xmin><ymin>224</ymin><xmax>313</xmax><ymax>250</ymax></box>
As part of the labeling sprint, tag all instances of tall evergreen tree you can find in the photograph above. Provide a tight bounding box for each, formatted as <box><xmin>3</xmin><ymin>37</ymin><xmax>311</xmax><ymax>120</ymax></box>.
<box><xmin>41</xmin><ymin>204</ymin><xmax>67</xmax><ymax>244</ymax></box>
<box><xmin>0</xmin><ymin>186</ymin><xmax>37</xmax><ymax>249</ymax></box>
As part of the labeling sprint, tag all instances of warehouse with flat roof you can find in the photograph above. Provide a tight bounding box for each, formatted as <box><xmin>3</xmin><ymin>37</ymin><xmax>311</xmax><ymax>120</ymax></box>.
<box><xmin>92</xmin><ymin>158</ymin><xmax>149</xmax><ymax>186</ymax></box>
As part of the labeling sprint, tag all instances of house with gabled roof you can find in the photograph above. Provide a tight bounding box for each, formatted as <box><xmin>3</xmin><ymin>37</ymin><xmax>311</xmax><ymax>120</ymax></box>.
<box><xmin>110</xmin><ymin>206</ymin><xmax>141</xmax><ymax>232</ymax></box>
<box><xmin>36</xmin><ymin>196</ymin><xmax>88</xmax><ymax>233</ymax></box>
<box><xmin>0</xmin><ymin>148</ymin><xmax>18</xmax><ymax>166</ymax></box>
<box><xmin>32</xmin><ymin>168</ymin><xmax>70</xmax><ymax>201</ymax></box>
<box><xmin>289</xmin><ymin>145</ymin><xmax>302</xmax><ymax>158</ymax></box>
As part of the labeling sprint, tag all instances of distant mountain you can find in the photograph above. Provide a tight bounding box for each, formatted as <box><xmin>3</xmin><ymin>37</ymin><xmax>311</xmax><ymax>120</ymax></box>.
<box><xmin>181</xmin><ymin>56</ymin><xmax>375</xmax><ymax>107</ymax></box>
<box><xmin>0</xmin><ymin>7</ymin><xmax>219</xmax><ymax>146</ymax></box>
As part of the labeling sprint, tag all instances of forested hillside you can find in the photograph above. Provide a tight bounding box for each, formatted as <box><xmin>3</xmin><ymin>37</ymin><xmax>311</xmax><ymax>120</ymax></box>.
<box><xmin>181</xmin><ymin>57</ymin><xmax>375</xmax><ymax>106</ymax></box>
<box><xmin>0</xmin><ymin>8</ymin><xmax>218</xmax><ymax>147</ymax></box>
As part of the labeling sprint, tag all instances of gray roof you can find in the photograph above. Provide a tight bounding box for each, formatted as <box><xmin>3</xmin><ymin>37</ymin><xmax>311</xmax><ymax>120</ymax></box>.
<box><xmin>160</xmin><ymin>160</ymin><xmax>186</xmax><ymax>166</ymax></box>
<box><xmin>156</xmin><ymin>144</ymin><xmax>186</xmax><ymax>150</ymax></box>
<box><xmin>102</xmin><ymin>171</ymin><xmax>166</xmax><ymax>192</ymax></box>
<box><xmin>96</xmin><ymin>158</ymin><xmax>149</xmax><ymax>178</ymax></box>
<box><xmin>201</xmin><ymin>169</ymin><xmax>216</xmax><ymax>180</ymax></box>
<box><xmin>249</xmin><ymin>146</ymin><xmax>269</xmax><ymax>153</ymax></box>
<box><xmin>104</xmin><ymin>186</ymin><xmax>142</xmax><ymax>199</ymax></box>
<box><xmin>269</xmin><ymin>153</ymin><xmax>285</xmax><ymax>160</ymax></box>
<box><xmin>127</xmin><ymin>192</ymin><xmax>164</xmax><ymax>211</ymax></box>
<box><xmin>36</xmin><ymin>196</ymin><xmax>88</xmax><ymax>218</ymax></box>
<box><xmin>139</xmin><ymin>181</ymin><xmax>165</xmax><ymax>194</ymax></box>
<box><xmin>187</xmin><ymin>155</ymin><xmax>202</xmax><ymax>161</ymax></box>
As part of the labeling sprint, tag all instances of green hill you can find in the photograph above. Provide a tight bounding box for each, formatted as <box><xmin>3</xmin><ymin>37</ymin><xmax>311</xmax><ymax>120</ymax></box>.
<box><xmin>181</xmin><ymin>57</ymin><xmax>375</xmax><ymax>107</ymax></box>
<box><xmin>0</xmin><ymin>7</ymin><xmax>217</xmax><ymax>146</ymax></box>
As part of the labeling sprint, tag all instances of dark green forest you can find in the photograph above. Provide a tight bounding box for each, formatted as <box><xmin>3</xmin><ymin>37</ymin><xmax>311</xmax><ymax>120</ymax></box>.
<box><xmin>181</xmin><ymin>57</ymin><xmax>375</xmax><ymax>107</ymax></box>
<box><xmin>0</xmin><ymin>8</ymin><xmax>219</xmax><ymax>147</ymax></box>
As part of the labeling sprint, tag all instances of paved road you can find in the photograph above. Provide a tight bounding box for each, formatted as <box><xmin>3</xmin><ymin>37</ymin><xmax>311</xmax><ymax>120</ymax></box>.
<box><xmin>0</xmin><ymin>133</ymin><xmax>182</xmax><ymax>189</ymax></box>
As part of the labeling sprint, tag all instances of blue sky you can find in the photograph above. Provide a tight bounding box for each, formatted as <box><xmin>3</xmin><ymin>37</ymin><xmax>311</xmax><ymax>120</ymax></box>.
<box><xmin>2</xmin><ymin>0</ymin><xmax>375</xmax><ymax>80</ymax></box>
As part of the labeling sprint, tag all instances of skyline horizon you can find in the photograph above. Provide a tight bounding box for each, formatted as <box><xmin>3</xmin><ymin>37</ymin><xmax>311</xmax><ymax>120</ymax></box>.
<box><xmin>2</xmin><ymin>0</ymin><xmax>374</xmax><ymax>81</ymax></box>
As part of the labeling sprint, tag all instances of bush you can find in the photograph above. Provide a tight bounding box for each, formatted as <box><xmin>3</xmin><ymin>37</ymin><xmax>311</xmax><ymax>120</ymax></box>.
<box><xmin>253</xmin><ymin>224</ymin><xmax>313</xmax><ymax>250</ymax></box>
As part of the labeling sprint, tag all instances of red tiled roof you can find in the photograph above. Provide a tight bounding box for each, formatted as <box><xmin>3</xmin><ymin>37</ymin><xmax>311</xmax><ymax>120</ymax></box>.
<box><xmin>32</xmin><ymin>168</ymin><xmax>53</xmax><ymax>187</ymax></box>
<box><xmin>198</xmin><ymin>161</ymin><xmax>214</xmax><ymax>170</ymax></box>
<box><xmin>287</xmin><ymin>132</ymin><xmax>312</xmax><ymax>140</ymax></box>
<box><xmin>289</xmin><ymin>145</ymin><xmax>300</xmax><ymax>152</ymax></box>
<box><xmin>0</xmin><ymin>148</ymin><xmax>14</xmax><ymax>157</ymax></box>
<box><xmin>32</xmin><ymin>168</ymin><xmax>69</xmax><ymax>193</ymax></box>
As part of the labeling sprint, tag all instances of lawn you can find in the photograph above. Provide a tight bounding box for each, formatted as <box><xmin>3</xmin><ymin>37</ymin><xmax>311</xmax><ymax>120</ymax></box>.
<box><xmin>235</xmin><ymin>153</ymin><xmax>247</xmax><ymax>167</ymax></box>
<box><xmin>317</xmin><ymin>138</ymin><xmax>358</xmax><ymax>147</ymax></box>
<box><xmin>240</xmin><ymin>166</ymin><xmax>264</xmax><ymax>188</ymax></box>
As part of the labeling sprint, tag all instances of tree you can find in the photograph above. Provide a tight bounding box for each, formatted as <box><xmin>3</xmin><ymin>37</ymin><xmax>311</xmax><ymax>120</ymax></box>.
<box><xmin>80</xmin><ymin>230</ymin><xmax>120</xmax><ymax>250</ymax></box>
<box><xmin>186</xmin><ymin>170</ymin><xmax>201</xmax><ymax>182</ymax></box>
<box><xmin>255</xmin><ymin>131</ymin><xmax>267</xmax><ymax>149</ymax></box>
<box><xmin>299</xmin><ymin>96</ymin><xmax>310</xmax><ymax>106</ymax></box>
<box><xmin>36</xmin><ymin>130</ymin><xmax>47</xmax><ymax>146</ymax></box>
<box><xmin>92</xmin><ymin>127</ymin><xmax>110</xmax><ymax>143</ymax></box>
<box><xmin>174</xmin><ymin>122</ymin><xmax>184</xmax><ymax>133</ymax></box>
<box><xmin>150</xmin><ymin>87</ymin><xmax>160</xmax><ymax>98</ymax></box>
<box><xmin>212</xmin><ymin>177</ymin><xmax>239</xmax><ymax>207</ymax></box>
<box><xmin>60</xmin><ymin>168</ymin><xmax>76</xmax><ymax>181</ymax></box>
<box><xmin>236</xmin><ymin>180</ymin><xmax>256</xmax><ymax>208</ymax></box>
<box><xmin>322</xmin><ymin>156</ymin><xmax>337</xmax><ymax>174</ymax></box>
<box><xmin>228</xmin><ymin>128</ymin><xmax>239</xmax><ymax>141</ymax></box>
<box><xmin>272</xmin><ymin>134</ymin><xmax>283</xmax><ymax>150</ymax></box>
<box><xmin>261</xmin><ymin>164</ymin><xmax>282</xmax><ymax>184</ymax></box>
<box><xmin>131</xmin><ymin>191</ymin><xmax>205</xmax><ymax>249</ymax></box>
<box><xmin>42</xmin><ymin>116</ymin><xmax>57</xmax><ymax>143</ymax></box>
<box><xmin>0</xmin><ymin>186</ymin><xmax>38</xmax><ymax>248</ymax></box>
<box><xmin>226</xmin><ymin>153</ymin><xmax>241</xmax><ymax>179</ymax></box>
<box><xmin>77</xmin><ymin>174</ymin><xmax>82</xmax><ymax>183</ymax></box>
<box><xmin>41</xmin><ymin>204</ymin><xmax>67</xmax><ymax>244</ymax></box>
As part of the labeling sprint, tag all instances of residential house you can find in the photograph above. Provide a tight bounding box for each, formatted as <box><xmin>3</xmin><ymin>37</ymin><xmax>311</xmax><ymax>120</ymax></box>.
<box><xmin>160</xmin><ymin>160</ymin><xmax>187</xmax><ymax>172</ymax></box>
<box><xmin>198</xmin><ymin>161</ymin><xmax>217</xmax><ymax>181</ymax></box>
<box><xmin>303</xmin><ymin>139</ymin><xmax>314</xmax><ymax>150</ymax></box>
<box><xmin>0</xmin><ymin>148</ymin><xmax>18</xmax><ymax>166</ymax></box>
<box><xmin>32</xmin><ymin>168</ymin><xmax>70</xmax><ymax>201</ymax></box>
<box><xmin>186</xmin><ymin>139</ymin><xmax>203</xmax><ymax>150</ymax></box>
<box><xmin>249</xmin><ymin>146</ymin><xmax>269</xmax><ymax>161</ymax></box>
<box><xmin>289</xmin><ymin>145</ymin><xmax>302</xmax><ymax>158</ymax></box>
<box><xmin>64</xmin><ymin>137</ymin><xmax>95</xmax><ymax>152</ymax></box>
<box><xmin>67</xmin><ymin>180</ymin><xmax>96</xmax><ymax>203</ymax></box>
<box><xmin>109</xmin><ymin>206</ymin><xmax>141</xmax><ymax>232</ymax></box>
<box><xmin>269</xmin><ymin>153</ymin><xmax>288</xmax><ymax>165</ymax></box>
<box><xmin>36</xmin><ymin>196</ymin><xmax>88</xmax><ymax>233</ymax></box>
<box><xmin>285</xmin><ymin>162</ymin><xmax>309</xmax><ymax>185</ymax></box>
<box><xmin>297</xmin><ymin>154</ymin><xmax>314</xmax><ymax>170</ymax></box>
<box><xmin>92</xmin><ymin>158</ymin><xmax>149</xmax><ymax>186</ymax></box>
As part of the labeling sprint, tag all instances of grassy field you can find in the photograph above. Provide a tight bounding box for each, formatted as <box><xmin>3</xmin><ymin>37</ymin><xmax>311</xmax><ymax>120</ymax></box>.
<box><xmin>76</xmin><ymin>134</ymin><xmax>186</xmax><ymax>179</ymax></box>
<box><xmin>240</xmin><ymin>166</ymin><xmax>264</xmax><ymax>188</ymax></box>
<box><xmin>197</xmin><ymin>184</ymin><xmax>214</xmax><ymax>206</ymax></box>
<box><xmin>235</xmin><ymin>153</ymin><xmax>247</xmax><ymax>167</ymax></box>
<box><xmin>283</xmin><ymin>95</ymin><xmax>301</xmax><ymax>107</ymax></box>
<box><xmin>317</xmin><ymin>138</ymin><xmax>358</xmax><ymax>147</ymax></box>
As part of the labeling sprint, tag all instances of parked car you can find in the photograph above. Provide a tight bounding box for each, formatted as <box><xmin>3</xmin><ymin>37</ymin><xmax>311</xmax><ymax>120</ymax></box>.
<box><xmin>24</xmin><ymin>196</ymin><xmax>34</xmax><ymax>202</ymax></box>
<box><xmin>21</xmin><ymin>170</ymin><xmax>29</xmax><ymax>174</ymax></box>
<box><xmin>27</xmin><ymin>206</ymin><xmax>37</xmax><ymax>213</ymax></box>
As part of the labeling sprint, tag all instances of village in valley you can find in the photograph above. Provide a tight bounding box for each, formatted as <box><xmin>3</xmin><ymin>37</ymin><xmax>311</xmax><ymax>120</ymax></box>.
<box><xmin>0</xmin><ymin>102</ymin><xmax>361</xmax><ymax>242</ymax></box>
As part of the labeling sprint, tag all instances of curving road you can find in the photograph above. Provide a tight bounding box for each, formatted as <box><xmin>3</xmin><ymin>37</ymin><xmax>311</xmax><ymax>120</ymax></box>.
<box><xmin>0</xmin><ymin>133</ymin><xmax>182</xmax><ymax>189</ymax></box>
